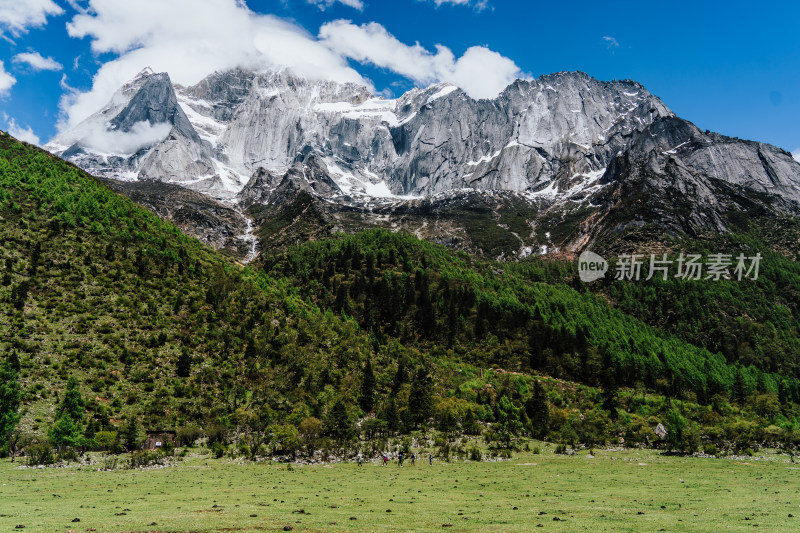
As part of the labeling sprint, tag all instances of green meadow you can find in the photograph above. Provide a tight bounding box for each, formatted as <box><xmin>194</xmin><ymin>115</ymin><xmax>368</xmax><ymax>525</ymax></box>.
<box><xmin>2</xmin><ymin>447</ymin><xmax>799</xmax><ymax>532</ymax></box>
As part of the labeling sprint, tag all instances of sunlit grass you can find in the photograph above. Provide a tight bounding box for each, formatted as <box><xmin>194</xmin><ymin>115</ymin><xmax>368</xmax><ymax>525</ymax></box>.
<box><xmin>2</xmin><ymin>446</ymin><xmax>799</xmax><ymax>532</ymax></box>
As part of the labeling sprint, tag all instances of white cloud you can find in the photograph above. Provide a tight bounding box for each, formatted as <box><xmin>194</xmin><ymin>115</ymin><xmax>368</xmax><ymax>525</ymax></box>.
<box><xmin>12</xmin><ymin>51</ymin><xmax>63</xmax><ymax>71</ymax></box>
<box><xmin>64</xmin><ymin>0</ymin><xmax>89</xmax><ymax>14</ymax></box>
<box><xmin>0</xmin><ymin>0</ymin><xmax>63</xmax><ymax>36</ymax></box>
<box><xmin>59</xmin><ymin>73</ymin><xmax>74</xmax><ymax>92</ymax></box>
<box><xmin>428</xmin><ymin>0</ymin><xmax>489</xmax><ymax>10</ymax></box>
<box><xmin>0</xmin><ymin>60</ymin><xmax>15</xmax><ymax>95</ymax></box>
<box><xmin>63</xmin><ymin>120</ymin><xmax>173</xmax><ymax>155</ymax></box>
<box><xmin>60</xmin><ymin>0</ymin><xmax>523</xmax><ymax>130</ymax></box>
<box><xmin>603</xmin><ymin>36</ymin><xmax>620</xmax><ymax>49</ymax></box>
<box><xmin>5</xmin><ymin>117</ymin><xmax>41</xmax><ymax>145</ymax></box>
<box><xmin>307</xmin><ymin>0</ymin><xmax>364</xmax><ymax>10</ymax></box>
<box><xmin>57</xmin><ymin>73</ymin><xmax>81</xmax><ymax>121</ymax></box>
<box><xmin>61</xmin><ymin>0</ymin><xmax>367</xmax><ymax>129</ymax></box>
<box><xmin>319</xmin><ymin>20</ymin><xmax>523</xmax><ymax>99</ymax></box>
<box><xmin>792</xmin><ymin>149</ymin><xmax>800</xmax><ymax>163</ymax></box>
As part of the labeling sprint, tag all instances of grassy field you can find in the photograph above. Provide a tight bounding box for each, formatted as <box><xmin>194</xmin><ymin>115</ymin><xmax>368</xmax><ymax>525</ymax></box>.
<box><xmin>1</xmin><ymin>447</ymin><xmax>799</xmax><ymax>532</ymax></box>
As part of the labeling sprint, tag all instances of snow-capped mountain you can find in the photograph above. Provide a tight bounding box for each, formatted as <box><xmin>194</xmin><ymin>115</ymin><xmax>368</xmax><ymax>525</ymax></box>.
<box><xmin>45</xmin><ymin>68</ymin><xmax>674</xmax><ymax>200</ymax></box>
<box><xmin>47</xmin><ymin>68</ymin><xmax>800</xmax><ymax>259</ymax></box>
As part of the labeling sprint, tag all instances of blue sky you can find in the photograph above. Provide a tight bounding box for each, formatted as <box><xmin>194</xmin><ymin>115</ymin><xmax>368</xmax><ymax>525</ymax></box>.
<box><xmin>0</xmin><ymin>0</ymin><xmax>798</xmax><ymax>156</ymax></box>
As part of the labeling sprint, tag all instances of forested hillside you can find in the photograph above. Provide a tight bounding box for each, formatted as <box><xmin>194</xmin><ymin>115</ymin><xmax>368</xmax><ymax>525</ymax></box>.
<box><xmin>2</xmin><ymin>132</ymin><xmax>800</xmax><ymax>461</ymax></box>
<box><xmin>263</xmin><ymin>229</ymin><xmax>800</xmax><ymax>404</ymax></box>
<box><xmin>0</xmin><ymin>132</ymin><xmax>375</xmax><ymax>449</ymax></box>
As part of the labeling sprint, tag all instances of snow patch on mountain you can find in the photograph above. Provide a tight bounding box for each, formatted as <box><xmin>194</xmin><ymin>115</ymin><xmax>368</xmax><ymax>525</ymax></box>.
<box><xmin>210</xmin><ymin>158</ymin><xmax>252</xmax><ymax>197</ymax></box>
<box><xmin>524</xmin><ymin>180</ymin><xmax>559</xmax><ymax>200</ymax></box>
<box><xmin>662</xmin><ymin>141</ymin><xmax>690</xmax><ymax>155</ymax></box>
<box><xmin>323</xmin><ymin>157</ymin><xmax>421</xmax><ymax>200</ymax></box>
<box><xmin>314</xmin><ymin>97</ymin><xmax>398</xmax><ymax>125</ymax></box>
<box><xmin>426</xmin><ymin>84</ymin><xmax>457</xmax><ymax>104</ymax></box>
<box><xmin>466</xmin><ymin>149</ymin><xmax>502</xmax><ymax>167</ymax></box>
<box><xmin>175</xmin><ymin>93</ymin><xmax>227</xmax><ymax>146</ymax></box>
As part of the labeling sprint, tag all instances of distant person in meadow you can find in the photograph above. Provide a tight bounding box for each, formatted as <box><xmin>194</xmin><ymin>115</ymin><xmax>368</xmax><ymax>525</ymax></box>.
<box><xmin>382</xmin><ymin>454</ymin><xmax>388</xmax><ymax>466</ymax></box>
<box><xmin>411</xmin><ymin>453</ymin><xmax>416</xmax><ymax>465</ymax></box>
<box><xmin>357</xmin><ymin>454</ymin><xmax>363</xmax><ymax>467</ymax></box>
<box><xmin>398</xmin><ymin>452</ymin><xmax>404</xmax><ymax>467</ymax></box>
<box><xmin>429</xmin><ymin>454</ymin><xmax>433</xmax><ymax>465</ymax></box>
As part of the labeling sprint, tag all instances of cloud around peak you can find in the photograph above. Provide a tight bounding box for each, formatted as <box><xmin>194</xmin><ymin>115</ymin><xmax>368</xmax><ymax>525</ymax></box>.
<box><xmin>319</xmin><ymin>20</ymin><xmax>524</xmax><ymax>99</ymax></box>
<box><xmin>59</xmin><ymin>0</ymin><xmax>524</xmax><ymax>130</ymax></box>
<box><xmin>61</xmin><ymin>0</ymin><xmax>368</xmax><ymax>129</ymax></box>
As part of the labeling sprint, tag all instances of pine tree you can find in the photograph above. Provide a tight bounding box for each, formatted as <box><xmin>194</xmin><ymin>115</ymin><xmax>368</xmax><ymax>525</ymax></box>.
<box><xmin>363</xmin><ymin>298</ymin><xmax>374</xmax><ymax>332</ymax></box>
<box><xmin>403</xmin><ymin>274</ymin><xmax>415</xmax><ymax>307</ymax></box>
<box><xmin>525</xmin><ymin>381</ymin><xmax>550</xmax><ymax>439</ymax></box>
<box><xmin>601</xmin><ymin>349</ymin><xmax>619</xmax><ymax>419</ymax></box>
<box><xmin>350</xmin><ymin>250</ymin><xmax>362</xmax><ymax>270</ymax></box>
<box><xmin>122</xmin><ymin>416</ymin><xmax>143</xmax><ymax>451</ymax></box>
<box><xmin>665</xmin><ymin>409</ymin><xmax>687</xmax><ymax>452</ymax></box>
<box><xmin>475</xmin><ymin>300</ymin><xmax>489</xmax><ymax>339</ymax></box>
<box><xmin>463</xmin><ymin>408</ymin><xmax>480</xmax><ymax>435</ymax></box>
<box><xmin>756</xmin><ymin>373</ymin><xmax>766</xmax><ymax>394</ymax></box>
<box><xmin>391</xmin><ymin>357</ymin><xmax>409</xmax><ymax>395</ymax></box>
<box><xmin>384</xmin><ymin>396</ymin><xmax>399</xmax><ymax>434</ymax></box>
<box><xmin>57</xmin><ymin>376</ymin><xmax>85</xmax><ymax>423</ymax></box>
<box><xmin>359</xmin><ymin>358</ymin><xmax>375</xmax><ymax>413</ymax></box>
<box><xmin>778</xmin><ymin>378</ymin><xmax>788</xmax><ymax>406</ymax></box>
<box><xmin>602</xmin><ymin>373</ymin><xmax>619</xmax><ymax>420</ymax></box>
<box><xmin>408</xmin><ymin>368</ymin><xmax>433</xmax><ymax>428</ymax></box>
<box><xmin>416</xmin><ymin>273</ymin><xmax>435</xmax><ymax>338</ymax></box>
<box><xmin>49</xmin><ymin>413</ymin><xmax>82</xmax><ymax>449</ymax></box>
<box><xmin>365</xmin><ymin>253</ymin><xmax>375</xmax><ymax>279</ymax></box>
<box><xmin>334</xmin><ymin>282</ymin><xmax>348</xmax><ymax>313</ymax></box>
<box><xmin>446</xmin><ymin>298</ymin><xmax>457</xmax><ymax>348</ymax></box>
<box><xmin>8</xmin><ymin>350</ymin><xmax>20</xmax><ymax>372</ymax></box>
<box><xmin>325</xmin><ymin>399</ymin><xmax>354</xmax><ymax>446</ymax></box>
<box><xmin>176</xmin><ymin>349</ymin><xmax>192</xmax><ymax>378</ymax></box>
<box><xmin>496</xmin><ymin>395</ymin><xmax>523</xmax><ymax>450</ymax></box>
<box><xmin>732</xmin><ymin>368</ymin><xmax>746</xmax><ymax>404</ymax></box>
<box><xmin>11</xmin><ymin>280</ymin><xmax>29</xmax><ymax>310</ymax></box>
<box><xmin>28</xmin><ymin>240</ymin><xmax>41</xmax><ymax>275</ymax></box>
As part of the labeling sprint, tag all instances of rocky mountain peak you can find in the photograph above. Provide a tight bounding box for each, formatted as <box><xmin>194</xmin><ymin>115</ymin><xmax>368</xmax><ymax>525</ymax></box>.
<box><xmin>46</xmin><ymin>66</ymin><xmax>800</xmax><ymax>258</ymax></box>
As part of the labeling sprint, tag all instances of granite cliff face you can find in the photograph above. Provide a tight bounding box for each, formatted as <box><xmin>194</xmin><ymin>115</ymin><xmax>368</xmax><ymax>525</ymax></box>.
<box><xmin>46</xmin><ymin>68</ymin><xmax>800</xmax><ymax>259</ymax></box>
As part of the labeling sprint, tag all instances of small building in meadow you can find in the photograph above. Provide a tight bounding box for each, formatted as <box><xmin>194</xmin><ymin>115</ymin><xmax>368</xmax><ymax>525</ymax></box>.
<box><xmin>145</xmin><ymin>430</ymin><xmax>176</xmax><ymax>451</ymax></box>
